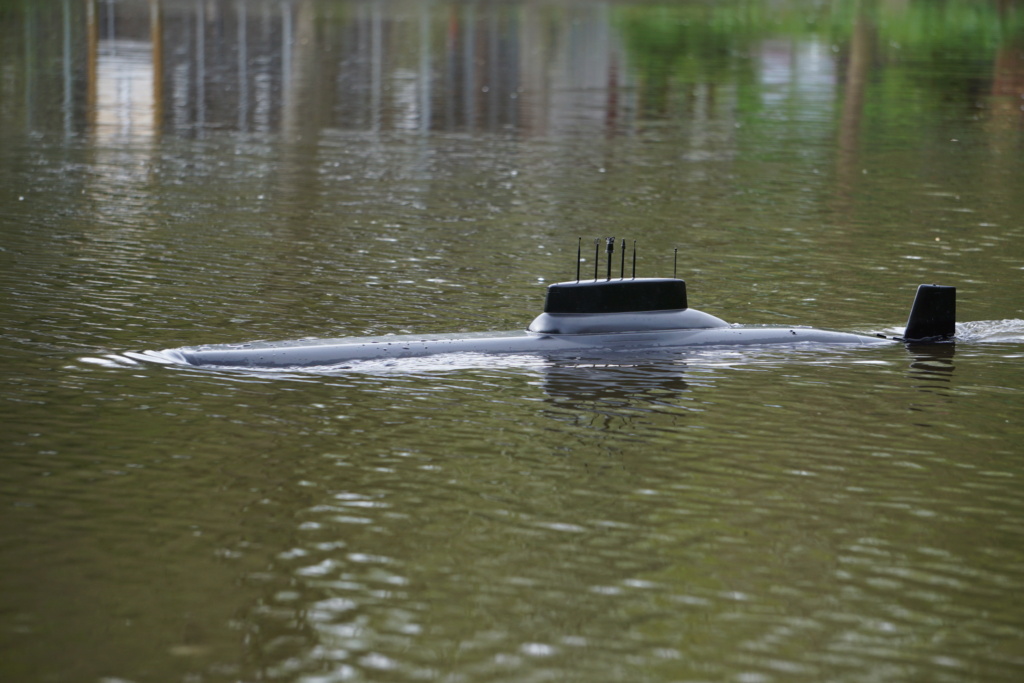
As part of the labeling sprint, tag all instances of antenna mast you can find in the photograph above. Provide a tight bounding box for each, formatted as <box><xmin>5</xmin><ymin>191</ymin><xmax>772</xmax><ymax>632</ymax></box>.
<box><xmin>606</xmin><ymin>237</ymin><xmax>615</xmax><ymax>281</ymax></box>
<box><xmin>575</xmin><ymin>237</ymin><xmax>581</xmax><ymax>282</ymax></box>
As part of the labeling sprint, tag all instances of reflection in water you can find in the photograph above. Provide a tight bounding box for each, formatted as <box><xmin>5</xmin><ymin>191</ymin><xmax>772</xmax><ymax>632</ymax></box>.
<box><xmin>906</xmin><ymin>342</ymin><xmax>955</xmax><ymax>381</ymax></box>
<box><xmin>540</xmin><ymin>359</ymin><xmax>692</xmax><ymax>404</ymax></box>
<box><xmin>83</xmin><ymin>0</ymin><xmax>162</xmax><ymax>230</ymax></box>
<box><xmin>5</xmin><ymin>0</ymin><xmax>1023</xmax><ymax>144</ymax></box>
<box><xmin>836</xmin><ymin>8</ymin><xmax>874</xmax><ymax>200</ymax></box>
<box><xmin>905</xmin><ymin>343</ymin><xmax>956</xmax><ymax>409</ymax></box>
<box><xmin>538</xmin><ymin>360</ymin><xmax>697</xmax><ymax>435</ymax></box>
<box><xmin>92</xmin><ymin>38</ymin><xmax>157</xmax><ymax>140</ymax></box>
<box><xmin>86</xmin><ymin>0</ymin><xmax>161</xmax><ymax>142</ymax></box>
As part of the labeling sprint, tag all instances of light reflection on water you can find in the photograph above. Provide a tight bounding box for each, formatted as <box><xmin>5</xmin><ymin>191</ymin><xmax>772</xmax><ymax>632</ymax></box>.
<box><xmin>2</xmin><ymin>0</ymin><xmax>1024</xmax><ymax>682</ymax></box>
<box><xmin>216</xmin><ymin>348</ymin><xmax>1020</xmax><ymax>682</ymax></box>
<box><xmin>8</xmin><ymin>330</ymin><xmax>1024</xmax><ymax>681</ymax></box>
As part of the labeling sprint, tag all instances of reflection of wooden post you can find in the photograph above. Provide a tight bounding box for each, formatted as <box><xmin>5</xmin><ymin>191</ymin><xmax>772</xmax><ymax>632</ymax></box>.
<box><xmin>196</xmin><ymin>0</ymin><xmax>205</xmax><ymax>130</ymax></box>
<box><xmin>237</xmin><ymin>0</ymin><xmax>248</xmax><ymax>131</ymax></box>
<box><xmin>86</xmin><ymin>0</ymin><xmax>98</xmax><ymax>133</ymax></box>
<box><xmin>419</xmin><ymin>2</ymin><xmax>432</xmax><ymax>134</ymax></box>
<box><xmin>63</xmin><ymin>0</ymin><xmax>73</xmax><ymax>136</ymax></box>
<box><xmin>985</xmin><ymin>35</ymin><xmax>1024</xmax><ymax>192</ymax></box>
<box><xmin>518</xmin><ymin>3</ymin><xmax>550</xmax><ymax>137</ymax></box>
<box><xmin>605</xmin><ymin>52</ymin><xmax>618</xmax><ymax>136</ymax></box>
<box><xmin>150</xmin><ymin>0</ymin><xmax>163</xmax><ymax>136</ymax></box>
<box><xmin>462</xmin><ymin>3</ymin><xmax>475</xmax><ymax>131</ymax></box>
<box><xmin>991</xmin><ymin>42</ymin><xmax>1024</xmax><ymax>125</ymax></box>
<box><xmin>281</xmin><ymin>0</ymin><xmax>318</xmax><ymax>141</ymax></box>
<box><xmin>371</xmin><ymin>4</ymin><xmax>382</xmax><ymax>133</ymax></box>
<box><xmin>836</xmin><ymin>10</ymin><xmax>873</xmax><ymax>196</ymax></box>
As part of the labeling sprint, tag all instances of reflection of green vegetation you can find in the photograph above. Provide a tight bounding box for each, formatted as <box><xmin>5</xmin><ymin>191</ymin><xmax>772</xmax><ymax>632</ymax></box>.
<box><xmin>616</xmin><ymin>1</ymin><xmax>1024</xmax><ymax>118</ymax></box>
<box><xmin>617</xmin><ymin>4</ymin><xmax>759</xmax><ymax>116</ymax></box>
<box><xmin>617</xmin><ymin>0</ymin><xmax>1022</xmax><ymax>54</ymax></box>
<box><xmin>876</xmin><ymin>2</ymin><xmax>1021</xmax><ymax>106</ymax></box>
<box><xmin>880</xmin><ymin>1</ymin><xmax>1019</xmax><ymax>51</ymax></box>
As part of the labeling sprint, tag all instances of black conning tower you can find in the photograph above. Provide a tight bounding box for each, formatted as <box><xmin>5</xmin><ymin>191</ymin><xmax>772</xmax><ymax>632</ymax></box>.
<box><xmin>543</xmin><ymin>278</ymin><xmax>688</xmax><ymax>314</ymax></box>
<box><xmin>527</xmin><ymin>238</ymin><xmax>727</xmax><ymax>334</ymax></box>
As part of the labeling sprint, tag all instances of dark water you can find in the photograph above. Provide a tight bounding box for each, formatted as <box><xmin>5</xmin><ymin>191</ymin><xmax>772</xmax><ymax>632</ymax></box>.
<box><xmin>3</xmin><ymin>1</ymin><xmax>1024</xmax><ymax>681</ymax></box>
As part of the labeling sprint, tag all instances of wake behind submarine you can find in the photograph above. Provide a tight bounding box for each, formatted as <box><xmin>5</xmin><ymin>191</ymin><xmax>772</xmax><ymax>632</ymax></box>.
<box><xmin>164</xmin><ymin>238</ymin><xmax>957</xmax><ymax>369</ymax></box>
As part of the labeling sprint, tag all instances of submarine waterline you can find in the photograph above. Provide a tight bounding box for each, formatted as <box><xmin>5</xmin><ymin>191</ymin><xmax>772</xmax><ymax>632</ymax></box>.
<box><xmin>161</xmin><ymin>243</ymin><xmax>956</xmax><ymax>370</ymax></box>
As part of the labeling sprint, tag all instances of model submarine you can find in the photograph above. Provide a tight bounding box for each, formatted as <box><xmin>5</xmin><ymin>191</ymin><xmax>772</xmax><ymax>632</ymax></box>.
<box><xmin>162</xmin><ymin>238</ymin><xmax>956</xmax><ymax>369</ymax></box>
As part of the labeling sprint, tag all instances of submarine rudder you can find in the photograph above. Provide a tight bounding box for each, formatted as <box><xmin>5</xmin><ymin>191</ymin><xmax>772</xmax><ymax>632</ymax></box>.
<box><xmin>902</xmin><ymin>284</ymin><xmax>956</xmax><ymax>342</ymax></box>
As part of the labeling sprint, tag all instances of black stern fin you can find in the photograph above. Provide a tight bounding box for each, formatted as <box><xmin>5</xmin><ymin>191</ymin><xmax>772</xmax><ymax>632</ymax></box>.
<box><xmin>903</xmin><ymin>284</ymin><xmax>956</xmax><ymax>342</ymax></box>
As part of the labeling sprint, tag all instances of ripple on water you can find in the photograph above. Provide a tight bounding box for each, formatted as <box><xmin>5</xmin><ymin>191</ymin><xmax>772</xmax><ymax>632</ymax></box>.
<box><xmin>955</xmin><ymin>319</ymin><xmax>1024</xmax><ymax>343</ymax></box>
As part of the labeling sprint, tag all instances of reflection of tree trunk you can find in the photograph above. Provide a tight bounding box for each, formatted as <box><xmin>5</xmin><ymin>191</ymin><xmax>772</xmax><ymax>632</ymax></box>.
<box><xmin>281</xmin><ymin>0</ymin><xmax>320</xmax><ymax>143</ymax></box>
<box><xmin>518</xmin><ymin>3</ymin><xmax>550</xmax><ymax>137</ymax></box>
<box><xmin>990</xmin><ymin>40</ymin><xmax>1024</xmax><ymax>128</ymax></box>
<box><xmin>836</xmin><ymin>10</ymin><xmax>873</xmax><ymax>198</ymax></box>
<box><xmin>640</xmin><ymin>65</ymin><xmax>670</xmax><ymax>118</ymax></box>
<box><xmin>150</xmin><ymin>0</ymin><xmax>163</xmax><ymax>137</ymax></box>
<box><xmin>86</xmin><ymin>0</ymin><xmax>98</xmax><ymax>133</ymax></box>
<box><xmin>419</xmin><ymin>2</ymin><xmax>432</xmax><ymax>135</ymax></box>
<box><xmin>984</xmin><ymin>25</ymin><xmax>1023</xmax><ymax>203</ymax></box>
<box><xmin>605</xmin><ymin>51</ymin><xmax>618</xmax><ymax>136</ymax></box>
<box><xmin>276</xmin><ymin>1</ymin><xmax>334</xmax><ymax>249</ymax></box>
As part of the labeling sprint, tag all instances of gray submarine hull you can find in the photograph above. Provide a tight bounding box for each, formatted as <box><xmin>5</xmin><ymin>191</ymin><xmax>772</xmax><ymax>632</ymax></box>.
<box><xmin>170</xmin><ymin>324</ymin><xmax>889</xmax><ymax>369</ymax></box>
<box><xmin>164</xmin><ymin>276</ymin><xmax>955</xmax><ymax>369</ymax></box>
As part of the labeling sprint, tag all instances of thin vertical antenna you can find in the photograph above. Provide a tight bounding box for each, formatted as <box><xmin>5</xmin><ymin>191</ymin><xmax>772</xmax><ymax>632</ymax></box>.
<box><xmin>673</xmin><ymin>248</ymin><xmax>678</xmax><ymax>279</ymax></box>
<box><xmin>631</xmin><ymin>240</ymin><xmax>636</xmax><ymax>279</ymax></box>
<box><xmin>593</xmin><ymin>239</ymin><xmax>599</xmax><ymax>281</ymax></box>
<box><xmin>606</xmin><ymin>237</ymin><xmax>614</xmax><ymax>281</ymax></box>
<box><xmin>575</xmin><ymin>237</ymin><xmax>581</xmax><ymax>282</ymax></box>
<box><xmin>619</xmin><ymin>238</ymin><xmax>625</xmax><ymax>280</ymax></box>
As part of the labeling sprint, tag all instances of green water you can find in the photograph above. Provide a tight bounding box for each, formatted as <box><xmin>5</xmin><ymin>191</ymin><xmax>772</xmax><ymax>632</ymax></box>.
<box><xmin>2</xmin><ymin>1</ymin><xmax>1024</xmax><ymax>681</ymax></box>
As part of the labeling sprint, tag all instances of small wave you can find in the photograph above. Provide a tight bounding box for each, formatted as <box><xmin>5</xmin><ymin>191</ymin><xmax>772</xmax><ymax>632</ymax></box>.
<box><xmin>190</xmin><ymin>352</ymin><xmax>551</xmax><ymax>376</ymax></box>
<box><xmin>79</xmin><ymin>349</ymin><xmax>191</xmax><ymax>368</ymax></box>
<box><xmin>102</xmin><ymin>320</ymin><xmax>1024</xmax><ymax>376</ymax></box>
<box><xmin>878</xmin><ymin>320</ymin><xmax>1024</xmax><ymax>344</ymax></box>
<box><xmin>954</xmin><ymin>319</ymin><xmax>1024</xmax><ymax>343</ymax></box>
<box><xmin>79</xmin><ymin>353</ymin><xmax>142</xmax><ymax>368</ymax></box>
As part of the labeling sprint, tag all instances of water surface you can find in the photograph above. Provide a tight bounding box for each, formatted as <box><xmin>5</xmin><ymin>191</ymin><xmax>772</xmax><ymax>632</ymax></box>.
<box><xmin>2</xmin><ymin>1</ymin><xmax>1024</xmax><ymax>681</ymax></box>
